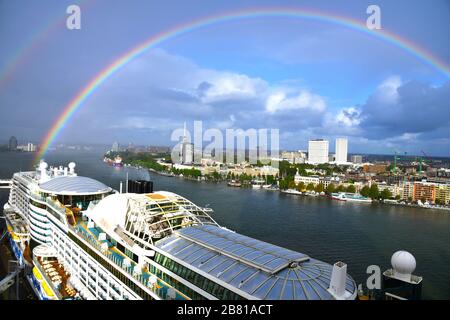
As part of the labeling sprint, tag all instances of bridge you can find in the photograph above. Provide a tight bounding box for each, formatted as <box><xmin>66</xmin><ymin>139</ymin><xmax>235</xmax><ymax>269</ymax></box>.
<box><xmin>0</xmin><ymin>179</ymin><xmax>11</xmax><ymax>189</ymax></box>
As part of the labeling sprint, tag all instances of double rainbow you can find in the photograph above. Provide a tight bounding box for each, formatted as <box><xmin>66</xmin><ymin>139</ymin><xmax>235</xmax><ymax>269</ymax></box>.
<box><xmin>35</xmin><ymin>7</ymin><xmax>450</xmax><ymax>162</ymax></box>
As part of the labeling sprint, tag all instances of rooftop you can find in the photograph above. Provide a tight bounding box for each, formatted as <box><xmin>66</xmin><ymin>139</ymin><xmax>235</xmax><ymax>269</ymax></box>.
<box><xmin>39</xmin><ymin>176</ymin><xmax>112</xmax><ymax>195</ymax></box>
<box><xmin>155</xmin><ymin>225</ymin><xmax>357</xmax><ymax>300</ymax></box>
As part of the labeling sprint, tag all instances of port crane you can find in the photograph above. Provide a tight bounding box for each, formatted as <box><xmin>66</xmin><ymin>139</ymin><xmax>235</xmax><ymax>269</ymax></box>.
<box><xmin>391</xmin><ymin>150</ymin><xmax>427</xmax><ymax>176</ymax></box>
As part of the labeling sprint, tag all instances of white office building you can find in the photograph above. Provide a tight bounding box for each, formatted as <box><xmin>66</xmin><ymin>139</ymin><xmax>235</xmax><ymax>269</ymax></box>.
<box><xmin>308</xmin><ymin>139</ymin><xmax>329</xmax><ymax>164</ymax></box>
<box><xmin>181</xmin><ymin>141</ymin><xmax>194</xmax><ymax>165</ymax></box>
<box><xmin>335</xmin><ymin>138</ymin><xmax>348</xmax><ymax>164</ymax></box>
<box><xmin>179</xmin><ymin>122</ymin><xmax>194</xmax><ymax>165</ymax></box>
<box><xmin>111</xmin><ymin>142</ymin><xmax>119</xmax><ymax>152</ymax></box>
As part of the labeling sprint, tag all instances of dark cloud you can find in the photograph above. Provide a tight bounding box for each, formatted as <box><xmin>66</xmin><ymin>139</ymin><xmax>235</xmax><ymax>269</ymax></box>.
<box><xmin>360</xmin><ymin>80</ymin><xmax>450</xmax><ymax>139</ymax></box>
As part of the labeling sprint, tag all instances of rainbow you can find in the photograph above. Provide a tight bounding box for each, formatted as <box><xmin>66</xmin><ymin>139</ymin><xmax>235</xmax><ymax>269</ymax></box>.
<box><xmin>35</xmin><ymin>6</ymin><xmax>450</xmax><ymax>163</ymax></box>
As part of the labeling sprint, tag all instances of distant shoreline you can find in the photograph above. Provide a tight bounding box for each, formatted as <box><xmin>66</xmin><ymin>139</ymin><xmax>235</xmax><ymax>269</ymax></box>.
<box><xmin>120</xmin><ymin>162</ymin><xmax>450</xmax><ymax>213</ymax></box>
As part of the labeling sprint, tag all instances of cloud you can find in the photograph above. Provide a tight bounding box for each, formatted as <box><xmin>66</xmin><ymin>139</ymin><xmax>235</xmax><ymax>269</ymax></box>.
<box><xmin>83</xmin><ymin>49</ymin><xmax>329</xmax><ymax>137</ymax></box>
<box><xmin>196</xmin><ymin>73</ymin><xmax>267</xmax><ymax>103</ymax></box>
<box><xmin>41</xmin><ymin>47</ymin><xmax>449</xmax><ymax>155</ymax></box>
<box><xmin>265</xmin><ymin>89</ymin><xmax>326</xmax><ymax>114</ymax></box>
<box><xmin>319</xmin><ymin>76</ymin><xmax>450</xmax><ymax>154</ymax></box>
<box><xmin>360</xmin><ymin>77</ymin><xmax>450</xmax><ymax>138</ymax></box>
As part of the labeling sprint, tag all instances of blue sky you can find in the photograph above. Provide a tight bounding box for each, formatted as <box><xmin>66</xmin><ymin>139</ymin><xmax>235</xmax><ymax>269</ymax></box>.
<box><xmin>0</xmin><ymin>0</ymin><xmax>449</xmax><ymax>155</ymax></box>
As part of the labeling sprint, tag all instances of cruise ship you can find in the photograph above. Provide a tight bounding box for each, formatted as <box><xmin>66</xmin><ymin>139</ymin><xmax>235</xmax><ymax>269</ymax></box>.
<box><xmin>2</xmin><ymin>161</ymin><xmax>357</xmax><ymax>300</ymax></box>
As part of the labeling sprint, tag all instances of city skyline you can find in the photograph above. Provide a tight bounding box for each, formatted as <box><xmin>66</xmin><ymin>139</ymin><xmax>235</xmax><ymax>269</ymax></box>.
<box><xmin>1</xmin><ymin>1</ymin><xmax>450</xmax><ymax>156</ymax></box>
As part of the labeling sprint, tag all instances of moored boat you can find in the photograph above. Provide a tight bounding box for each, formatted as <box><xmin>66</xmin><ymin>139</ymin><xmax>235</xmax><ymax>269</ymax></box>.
<box><xmin>331</xmin><ymin>192</ymin><xmax>372</xmax><ymax>203</ymax></box>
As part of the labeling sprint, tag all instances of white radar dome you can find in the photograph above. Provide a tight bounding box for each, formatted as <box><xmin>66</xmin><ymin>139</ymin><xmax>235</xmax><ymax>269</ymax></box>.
<box><xmin>391</xmin><ymin>250</ymin><xmax>416</xmax><ymax>275</ymax></box>
<box><xmin>68</xmin><ymin>162</ymin><xmax>76</xmax><ymax>169</ymax></box>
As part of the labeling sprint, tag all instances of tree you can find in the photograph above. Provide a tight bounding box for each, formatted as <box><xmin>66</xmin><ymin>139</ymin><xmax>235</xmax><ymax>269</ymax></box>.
<box><xmin>279</xmin><ymin>179</ymin><xmax>288</xmax><ymax>190</ymax></box>
<box><xmin>288</xmin><ymin>180</ymin><xmax>297</xmax><ymax>189</ymax></box>
<box><xmin>306</xmin><ymin>183</ymin><xmax>315</xmax><ymax>191</ymax></box>
<box><xmin>360</xmin><ymin>186</ymin><xmax>371</xmax><ymax>197</ymax></box>
<box><xmin>326</xmin><ymin>183</ymin><xmax>336</xmax><ymax>193</ymax></box>
<box><xmin>346</xmin><ymin>185</ymin><xmax>356</xmax><ymax>193</ymax></box>
<box><xmin>369</xmin><ymin>184</ymin><xmax>380</xmax><ymax>199</ymax></box>
<box><xmin>380</xmin><ymin>188</ymin><xmax>392</xmax><ymax>200</ymax></box>
<box><xmin>297</xmin><ymin>182</ymin><xmax>305</xmax><ymax>192</ymax></box>
<box><xmin>315</xmin><ymin>183</ymin><xmax>324</xmax><ymax>193</ymax></box>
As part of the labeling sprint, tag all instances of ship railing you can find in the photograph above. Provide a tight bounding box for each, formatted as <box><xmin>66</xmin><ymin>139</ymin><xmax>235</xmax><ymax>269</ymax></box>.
<box><xmin>71</xmin><ymin>224</ymin><xmax>187</xmax><ymax>300</ymax></box>
<box><xmin>30</xmin><ymin>192</ymin><xmax>47</xmax><ymax>202</ymax></box>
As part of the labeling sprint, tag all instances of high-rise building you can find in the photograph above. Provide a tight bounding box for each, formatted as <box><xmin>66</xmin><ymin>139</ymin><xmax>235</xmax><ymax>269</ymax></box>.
<box><xmin>8</xmin><ymin>136</ymin><xmax>17</xmax><ymax>151</ymax></box>
<box><xmin>308</xmin><ymin>139</ymin><xmax>329</xmax><ymax>164</ymax></box>
<box><xmin>351</xmin><ymin>155</ymin><xmax>363</xmax><ymax>164</ymax></box>
<box><xmin>112</xmin><ymin>142</ymin><xmax>119</xmax><ymax>152</ymax></box>
<box><xmin>180</xmin><ymin>122</ymin><xmax>194</xmax><ymax>165</ymax></box>
<box><xmin>27</xmin><ymin>142</ymin><xmax>37</xmax><ymax>152</ymax></box>
<box><xmin>335</xmin><ymin>138</ymin><xmax>348</xmax><ymax>164</ymax></box>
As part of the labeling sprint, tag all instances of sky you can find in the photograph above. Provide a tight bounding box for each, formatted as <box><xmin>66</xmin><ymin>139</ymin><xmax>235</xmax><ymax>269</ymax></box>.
<box><xmin>0</xmin><ymin>0</ymin><xmax>449</xmax><ymax>156</ymax></box>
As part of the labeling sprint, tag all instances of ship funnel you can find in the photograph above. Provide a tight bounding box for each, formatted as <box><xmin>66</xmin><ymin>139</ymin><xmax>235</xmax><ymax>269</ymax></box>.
<box><xmin>68</xmin><ymin>162</ymin><xmax>76</xmax><ymax>174</ymax></box>
<box><xmin>39</xmin><ymin>161</ymin><xmax>49</xmax><ymax>183</ymax></box>
<box><xmin>328</xmin><ymin>261</ymin><xmax>348</xmax><ymax>299</ymax></box>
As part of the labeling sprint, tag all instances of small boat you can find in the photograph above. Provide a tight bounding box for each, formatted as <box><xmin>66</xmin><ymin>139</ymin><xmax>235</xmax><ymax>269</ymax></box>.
<box><xmin>281</xmin><ymin>189</ymin><xmax>302</xmax><ymax>195</ymax></box>
<box><xmin>159</xmin><ymin>171</ymin><xmax>175</xmax><ymax>177</ymax></box>
<box><xmin>331</xmin><ymin>192</ymin><xmax>372</xmax><ymax>203</ymax></box>
<box><xmin>251</xmin><ymin>179</ymin><xmax>265</xmax><ymax>189</ymax></box>
<box><xmin>227</xmin><ymin>180</ymin><xmax>242</xmax><ymax>187</ymax></box>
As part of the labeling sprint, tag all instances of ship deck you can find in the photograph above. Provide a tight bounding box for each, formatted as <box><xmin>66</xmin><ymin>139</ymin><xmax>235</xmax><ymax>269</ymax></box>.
<box><xmin>70</xmin><ymin>214</ymin><xmax>189</xmax><ymax>300</ymax></box>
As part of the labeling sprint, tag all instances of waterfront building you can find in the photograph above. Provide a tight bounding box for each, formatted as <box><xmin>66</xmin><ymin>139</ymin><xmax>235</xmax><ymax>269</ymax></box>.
<box><xmin>294</xmin><ymin>172</ymin><xmax>320</xmax><ymax>186</ymax></box>
<box><xmin>28</xmin><ymin>142</ymin><xmax>37</xmax><ymax>152</ymax></box>
<box><xmin>228</xmin><ymin>165</ymin><xmax>279</xmax><ymax>178</ymax></box>
<box><xmin>17</xmin><ymin>143</ymin><xmax>37</xmax><ymax>152</ymax></box>
<box><xmin>436</xmin><ymin>184</ymin><xmax>450</xmax><ymax>205</ymax></box>
<box><xmin>413</xmin><ymin>181</ymin><xmax>437</xmax><ymax>203</ymax></box>
<box><xmin>377</xmin><ymin>183</ymin><xmax>399</xmax><ymax>198</ymax></box>
<box><xmin>308</xmin><ymin>139</ymin><xmax>329</xmax><ymax>164</ymax></box>
<box><xmin>335</xmin><ymin>138</ymin><xmax>348</xmax><ymax>164</ymax></box>
<box><xmin>8</xmin><ymin>136</ymin><xmax>18</xmax><ymax>151</ymax></box>
<box><xmin>318</xmin><ymin>176</ymin><xmax>340</xmax><ymax>189</ymax></box>
<box><xmin>3</xmin><ymin>161</ymin><xmax>358</xmax><ymax>300</ymax></box>
<box><xmin>398</xmin><ymin>181</ymin><xmax>414</xmax><ymax>201</ymax></box>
